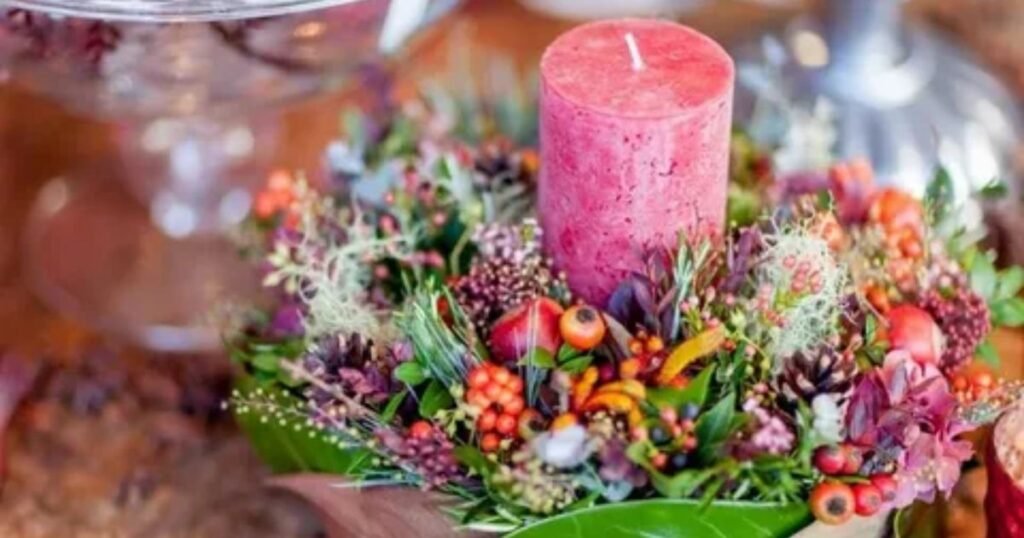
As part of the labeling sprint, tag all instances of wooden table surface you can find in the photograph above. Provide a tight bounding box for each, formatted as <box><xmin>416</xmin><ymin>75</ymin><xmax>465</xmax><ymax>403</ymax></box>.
<box><xmin>0</xmin><ymin>1</ymin><xmax>1021</xmax><ymax>536</ymax></box>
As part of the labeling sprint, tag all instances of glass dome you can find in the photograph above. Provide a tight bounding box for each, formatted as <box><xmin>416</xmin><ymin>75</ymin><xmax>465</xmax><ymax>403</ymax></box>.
<box><xmin>3</xmin><ymin>0</ymin><xmax>391</xmax><ymax>22</ymax></box>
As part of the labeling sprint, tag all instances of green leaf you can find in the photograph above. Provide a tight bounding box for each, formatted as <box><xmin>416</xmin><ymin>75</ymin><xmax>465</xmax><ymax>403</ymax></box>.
<box><xmin>557</xmin><ymin>344</ymin><xmax>581</xmax><ymax>362</ymax></box>
<box><xmin>694</xmin><ymin>392</ymin><xmax>737</xmax><ymax>466</ymax></box>
<box><xmin>977</xmin><ymin>339</ymin><xmax>1001</xmax><ymax>368</ymax></box>
<box><xmin>506</xmin><ymin>500</ymin><xmax>811</xmax><ymax>538</ymax></box>
<box><xmin>453</xmin><ymin>445</ymin><xmax>497</xmax><ymax>477</ymax></box>
<box><xmin>251</xmin><ymin>353</ymin><xmax>281</xmax><ymax>373</ymax></box>
<box><xmin>380</xmin><ymin>390</ymin><xmax>407</xmax><ymax>422</ymax></box>
<box><xmin>394</xmin><ymin>362</ymin><xmax>427</xmax><ymax>386</ymax></box>
<box><xmin>518</xmin><ymin>347</ymin><xmax>556</xmax><ymax>369</ymax></box>
<box><xmin>992</xmin><ymin>297</ymin><xmax>1024</xmax><ymax>328</ymax></box>
<box><xmin>969</xmin><ymin>253</ymin><xmax>999</xmax><ymax>302</ymax></box>
<box><xmin>647</xmin><ymin>365</ymin><xmax>716</xmax><ymax>411</ymax></box>
<box><xmin>997</xmin><ymin>267</ymin><xmax>1024</xmax><ymax>301</ymax></box>
<box><xmin>978</xmin><ymin>179</ymin><xmax>1009</xmax><ymax>200</ymax></box>
<box><xmin>418</xmin><ymin>380</ymin><xmax>455</xmax><ymax>418</ymax></box>
<box><xmin>233</xmin><ymin>374</ymin><xmax>369</xmax><ymax>475</ymax></box>
<box><xmin>925</xmin><ymin>167</ymin><xmax>954</xmax><ymax>223</ymax></box>
<box><xmin>559</xmin><ymin>356</ymin><xmax>594</xmax><ymax>375</ymax></box>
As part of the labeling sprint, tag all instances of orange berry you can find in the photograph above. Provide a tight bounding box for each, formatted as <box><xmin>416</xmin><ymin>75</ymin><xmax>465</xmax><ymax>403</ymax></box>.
<box><xmin>560</xmin><ymin>306</ymin><xmax>607</xmax><ymax>350</ymax></box>
<box><xmin>254</xmin><ymin>192</ymin><xmax>279</xmax><ymax>219</ymax></box>
<box><xmin>972</xmin><ymin>371</ymin><xmax>994</xmax><ymax>389</ymax></box>
<box><xmin>468</xmin><ymin>368</ymin><xmax>490</xmax><ymax>389</ymax></box>
<box><xmin>496</xmin><ymin>414</ymin><xmax>517</xmax><ymax>435</ymax></box>
<box><xmin>484</xmin><ymin>383</ymin><xmax>503</xmax><ymax>401</ymax></box>
<box><xmin>645</xmin><ymin>336</ymin><xmax>665</xmax><ymax>353</ymax></box>
<box><xmin>866</xmin><ymin>286</ymin><xmax>891</xmax><ymax>314</ymax></box>
<box><xmin>467</xmin><ymin>389</ymin><xmax>489</xmax><ymax>409</ymax></box>
<box><xmin>267</xmin><ymin>169</ymin><xmax>293</xmax><ymax>192</ymax></box>
<box><xmin>409</xmin><ymin>420</ymin><xmax>433</xmax><ymax>440</ymax></box>
<box><xmin>503</xmin><ymin>397</ymin><xmax>525</xmax><ymax>416</ymax></box>
<box><xmin>496</xmin><ymin>388</ymin><xmax>516</xmax><ymax>407</ymax></box>
<box><xmin>481</xmin><ymin>433</ymin><xmax>501</xmax><ymax>452</ymax></box>
<box><xmin>552</xmin><ymin>413</ymin><xmax>578</xmax><ymax>431</ymax></box>
<box><xmin>619</xmin><ymin>358</ymin><xmax>641</xmax><ymax>380</ymax></box>
<box><xmin>952</xmin><ymin>376</ymin><xmax>969</xmax><ymax>392</ymax></box>
<box><xmin>507</xmin><ymin>376</ymin><xmax>524</xmax><ymax>393</ymax></box>
<box><xmin>667</xmin><ymin>375</ymin><xmax>690</xmax><ymax>389</ymax></box>
<box><xmin>478</xmin><ymin>409</ymin><xmax>498</xmax><ymax>432</ymax></box>
<box><xmin>651</xmin><ymin>452</ymin><xmax>668</xmax><ymax>469</ymax></box>
<box><xmin>628</xmin><ymin>340</ymin><xmax>644</xmax><ymax>355</ymax></box>
<box><xmin>492</xmin><ymin>368</ymin><xmax>511</xmax><ymax>386</ymax></box>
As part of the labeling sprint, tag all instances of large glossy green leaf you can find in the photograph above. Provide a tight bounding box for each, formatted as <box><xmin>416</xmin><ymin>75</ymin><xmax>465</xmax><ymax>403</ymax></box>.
<box><xmin>507</xmin><ymin>500</ymin><xmax>811</xmax><ymax>538</ymax></box>
<box><xmin>233</xmin><ymin>374</ymin><xmax>370</xmax><ymax>475</ymax></box>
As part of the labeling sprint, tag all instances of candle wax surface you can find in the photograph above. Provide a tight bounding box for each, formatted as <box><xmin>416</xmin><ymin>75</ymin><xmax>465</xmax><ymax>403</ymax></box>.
<box><xmin>539</xmin><ymin>18</ymin><xmax>734</xmax><ymax>306</ymax></box>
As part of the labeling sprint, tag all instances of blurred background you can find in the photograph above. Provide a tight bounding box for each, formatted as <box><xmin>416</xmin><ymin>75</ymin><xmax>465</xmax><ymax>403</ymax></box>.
<box><xmin>0</xmin><ymin>0</ymin><xmax>1021</xmax><ymax>536</ymax></box>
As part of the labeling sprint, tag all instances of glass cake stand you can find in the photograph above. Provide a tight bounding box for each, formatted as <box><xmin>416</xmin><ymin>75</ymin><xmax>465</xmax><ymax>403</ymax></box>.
<box><xmin>733</xmin><ymin>0</ymin><xmax>1022</xmax><ymax>201</ymax></box>
<box><xmin>0</xmin><ymin>0</ymin><xmax>459</xmax><ymax>351</ymax></box>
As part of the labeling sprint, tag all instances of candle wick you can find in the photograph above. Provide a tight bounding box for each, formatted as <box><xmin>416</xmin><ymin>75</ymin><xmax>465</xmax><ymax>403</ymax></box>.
<box><xmin>624</xmin><ymin>32</ymin><xmax>646</xmax><ymax>71</ymax></box>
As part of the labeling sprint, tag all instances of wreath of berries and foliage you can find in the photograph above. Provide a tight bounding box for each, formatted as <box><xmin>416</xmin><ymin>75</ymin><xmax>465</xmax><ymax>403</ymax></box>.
<box><xmin>224</xmin><ymin>91</ymin><xmax>1024</xmax><ymax>536</ymax></box>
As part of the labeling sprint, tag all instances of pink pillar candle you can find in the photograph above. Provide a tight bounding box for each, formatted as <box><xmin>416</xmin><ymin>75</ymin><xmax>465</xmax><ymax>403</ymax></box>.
<box><xmin>539</xmin><ymin>19</ymin><xmax>734</xmax><ymax>306</ymax></box>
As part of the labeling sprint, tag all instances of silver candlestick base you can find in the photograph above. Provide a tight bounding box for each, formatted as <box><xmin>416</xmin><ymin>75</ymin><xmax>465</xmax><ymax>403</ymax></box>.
<box><xmin>733</xmin><ymin>0</ymin><xmax>1022</xmax><ymax>203</ymax></box>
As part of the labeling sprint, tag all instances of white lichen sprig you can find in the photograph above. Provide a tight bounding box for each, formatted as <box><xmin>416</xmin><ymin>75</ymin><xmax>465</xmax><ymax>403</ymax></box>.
<box><xmin>264</xmin><ymin>190</ymin><xmax>412</xmax><ymax>342</ymax></box>
<box><xmin>757</xmin><ymin>224</ymin><xmax>848</xmax><ymax>366</ymax></box>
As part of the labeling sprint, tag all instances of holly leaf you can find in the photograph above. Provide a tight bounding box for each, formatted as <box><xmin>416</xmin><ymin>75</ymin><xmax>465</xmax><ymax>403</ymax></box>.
<box><xmin>418</xmin><ymin>380</ymin><xmax>454</xmax><ymax>418</ymax></box>
<box><xmin>395</xmin><ymin>362</ymin><xmax>427</xmax><ymax>386</ymax></box>
<box><xmin>694</xmin><ymin>392</ymin><xmax>737</xmax><ymax>466</ymax></box>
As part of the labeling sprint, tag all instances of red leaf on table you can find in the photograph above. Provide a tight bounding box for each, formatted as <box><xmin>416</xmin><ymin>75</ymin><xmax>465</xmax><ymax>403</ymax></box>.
<box><xmin>267</xmin><ymin>474</ymin><xmax>489</xmax><ymax>538</ymax></box>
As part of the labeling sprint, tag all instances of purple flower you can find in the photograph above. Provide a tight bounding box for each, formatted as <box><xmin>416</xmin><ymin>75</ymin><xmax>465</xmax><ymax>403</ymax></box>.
<box><xmin>268</xmin><ymin>302</ymin><xmax>305</xmax><ymax>338</ymax></box>
<box><xmin>845</xmin><ymin>351</ymin><xmax>975</xmax><ymax>508</ymax></box>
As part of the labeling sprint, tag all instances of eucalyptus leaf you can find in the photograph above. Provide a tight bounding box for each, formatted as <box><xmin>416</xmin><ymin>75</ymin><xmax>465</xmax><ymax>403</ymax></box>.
<box><xmin>506</xmin><ymin>500</ymin><xmax>811</xmax><ymax>538</ymax></box>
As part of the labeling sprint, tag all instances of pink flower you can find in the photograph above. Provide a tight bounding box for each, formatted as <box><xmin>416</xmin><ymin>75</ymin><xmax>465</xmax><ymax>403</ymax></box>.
<box><xmin>845</xmin><ymin>351</ymin><xmax>975</xmax><ymax>508</ymax></box>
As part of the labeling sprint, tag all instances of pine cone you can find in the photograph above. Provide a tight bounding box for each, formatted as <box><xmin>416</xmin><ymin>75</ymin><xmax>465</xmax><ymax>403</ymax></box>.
<box><xmin>302</xmin><ymin>333</ymin><xmax>402</xmax><ymax>405</ymax></box>
<box><xmin>778</xmin><ymin>346</ymin><xmax>856</xmax><ymax>405</ymax></box>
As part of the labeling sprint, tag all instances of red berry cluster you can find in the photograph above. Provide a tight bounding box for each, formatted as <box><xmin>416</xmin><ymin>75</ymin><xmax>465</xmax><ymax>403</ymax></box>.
<box><xmin>466</xmin><ymin>364</ymin><xmax>526</xmax><ymax>452</ymax></box>
<box><xmin>811</xmin><ymin>444</ymin><xmax>897</xmax><ymax>525</ymax></box>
